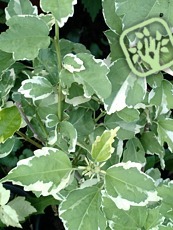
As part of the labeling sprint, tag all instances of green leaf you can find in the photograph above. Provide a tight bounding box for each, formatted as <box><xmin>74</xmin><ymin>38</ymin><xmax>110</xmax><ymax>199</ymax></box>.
<box><xmin>45</xmin><ymin>114</ymin><xmax>59</xmax><ymax>128</ymax></box>
<box><xmin>62</xmin><ymin>54</ymin><xmax>85</xmax><ymax>73</ymax></box>
<box><xmin>5</xmin><ymin>0</ymin><xmax>37</xmax><ymax>20</ymax></box>
<box><xmin>0</xmin><ymin>205</ymin><xmax>21</xmax><ymax>228</ymax></box>
<box><xmin>114</xmin><ymin>0</ymin><xmax>173</xmax><ymax>39</ymax></box>
<box><xmin>105</xmin><ymin>113</ymin><xmax>141</xmax><ymax>140</ymax></box>
<box><xmin>18</xmin><ymin>76</ymin><xmax>53</xmax><ymax>102</ymax></box>
<box><xmin>40</xmin><ymin>0</ymin><xmax>77</xmax><ymax>27</ymax></box>
<box><xmin>149</xmin><ymin>80</ymin><xmax>173</xmax><ymax>116</ymax></box>
<box><xmin>59</xmin><ymin>185</ymin><xmax>107</xmax><ymax>230</ymax></box>
<box><xmin>91</xmin><ymin>128</ymin><xmax>119</xmax><ymax>162</ymax></box>
<box><xmin>104</xmin><ymin>30</ymin><xmax>124</xmax><ymax>61</ymax></box>
<box><xmin>0</xmin><ymin>106</ymin><xmax>21</xmax><ymax>143</ymax></box>
<box><xmin>1</xmin><ymin>147</ymin><xmax>73</xmax><ymax>198</ymax></box>
<box><xmin>0</xmin><ymin>137</ymin><xmax>15</xmax><ymax>158</ymax></box>
<box><xmin>105</xmin><ymin>162</ymin><xmax>159</xmax><ymax>210</ymax></box>
<box><xmin>103</xmin><ymin>195</ymin><xmax>148</xmax><ymax>229</ymax></box>
<box><xmin>102</xmin><ymin>0</ymin><xmax>122</xmax><ymax>34</ymax></box>
<box><xmin>147</xmin><ymin>72</ymin><xmax>163</xmax><ymax>88</ymax></box>
<box><xmin>81</xmin><ymin>0</ymin><xmax>101</xmax><ymax>22</ymax></box>
<box><xmin>141</xmin><ymin>131</ymin><xmax>165</xmax><ymax>169</ymax></box>
<box><xmin>0</xmin><ymin>50</ymin><xmax>14</xmax><ymax>75</ymax></box>
<box><xmin>0</xmin><ymin>69</ymin><xmax>16</xmax><ymax>107</ymax></box>
<box><xmin>0</xmin><ymin>15</ymin><xmax>50</xmax><ymax>60</ymax></box>
<box><xmin>33</xmin><ymin>47</ymin><xmax>59</xmax><ymax>85</ymax></box>
<box><xmin>60</xmin><ymin>53</ymin><xmax>111</xmax><ymax>103</ymax></box>
<box><xmin>103</xmin><ymin>59</ymin><xmax>131</xmax><ymax>113</ymax></box>
<box><xmin>8</xmin><ymin>197</ymin><xmax>36</xmax><ymax>222</ymax></box>
<box><xmin>117</xmin><ymin>108</ymin><xmax>139</xmax><ymax>122</ymax></box>
<box><xmin>125</xmin><ymin>74</ymin><xmax>147</xmax><ymax>107</ymax></box>
<box><xmin>157</xmin><ymin>118</ymin><xmax>173</xmax><ymax>152</ymax></box>
<box><xmin>68</xmin><ymin>108</ymin><xmax>94</xmax><ymax>137</ymax></box>
<box><xmin>104</xmin><ymin>59</ymin><xmax>147</xmax><ymax>113</ymax></box>
<box><xmin>48</xmin><ymin>121</ymin><xmax>77</xmax><ymax>153</ymax></box>
<box><xmin>157</xmin><ymin>183</ymin><xmax>173</xmax><ymax>219</ymax></box>
<box><xmin>0</xmin><ymin>183</ymin><xmax>10</xmax><ymax>206</ymax></box>
<box><xmin>28</xmin><ymin>195</ymin><xmax>59</xmax><ymax>214</ymax></box>
<box><xmin>122</xmin><ymin>138</ymin><xmax>146</xmax><ymax>165</ymax></box>
<box><xmin>60</xmin><ymin>39</ymin><xmax>90</xmax><ymax>58</ymax></box>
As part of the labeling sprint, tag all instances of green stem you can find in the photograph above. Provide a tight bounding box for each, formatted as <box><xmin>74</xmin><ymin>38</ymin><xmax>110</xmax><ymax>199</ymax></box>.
<box><xmin>16</xmin><ymin>131</ymin><xmax>42</xmax><ymax>149</ymax></box>
<box><xmin>95</xmin><ymin>110</ymin><xmax>106</xmax><ymax>123</ymax></box>
<box><xmin>54</xmin><ymin>20</ymin><xmax>63</xmax><ymax>122</ymax></box>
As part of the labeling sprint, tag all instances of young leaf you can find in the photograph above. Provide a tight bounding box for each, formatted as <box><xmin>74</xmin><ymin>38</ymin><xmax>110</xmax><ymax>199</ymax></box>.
<box><xmin>0</xmin><ymin>15</ymin><xmax>50</xmax><ymax>60</ymax></box>
<box><xmin>5</xmin><ymin>0</ymin><xmax>38</xmax><ymax>20</ymax></box>
<box><xmin>91</xmin><ymin>127</ymin><xmax>119</xmax><ymax>162</ymax></box>
<box><xmin>18</xmin><ymin>76</ymin><xmax>53</xmax><ymax>102</ymax></box>
<box><xmin>0</xmin><ymin>106</ymin><xmax>21</xmax><ymax>143</ymax></box>
<box><xmin>1</xmin><ymin>147</ymin><xmax>73</xmax><ymax>199</ymax></box>
<box><xmin>105</xmin><ymin>162</ymin><xmax>160</xmax><ymax>210</ymax></box>
<box><xmin>59</xmin><ymin>185</ymin><xmax>107</xmax><ymax>230</ymax></box>
<box><xmin>40</xmin><ymin>0</ymin><xmax>77</xmax><ymax>27</ymax></box>
<box><xmin>157</xmin><ymin>118</ymin><xmax>173</xmax><ymax>152</ymax></box>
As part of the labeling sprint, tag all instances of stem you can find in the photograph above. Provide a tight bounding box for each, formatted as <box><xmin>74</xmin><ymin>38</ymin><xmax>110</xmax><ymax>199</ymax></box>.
<box><xmin>16</xmin><ymin>131</ymin><xmax>42</xmax><ymax>149</ymax></box>
<box><xmin>54</xmin><ymin>20</ymin><xmax>63</xmax><ymax>122</ymax></box>
<box><xmin>16</xmin><ymin>102</ymin><xmax>44</xmax><ymax>142</ymax></box>
<box><xmin>95</xmin><ymin>110</ymin><xmax>106</xmax><ymax>123</ymax></box>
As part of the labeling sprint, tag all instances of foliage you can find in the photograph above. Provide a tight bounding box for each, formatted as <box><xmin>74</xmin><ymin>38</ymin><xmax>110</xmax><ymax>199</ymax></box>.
<box><xmin>0</xmin><ymin>0</ymin><xmax>173</xmax><ymax>229</ymax></box>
